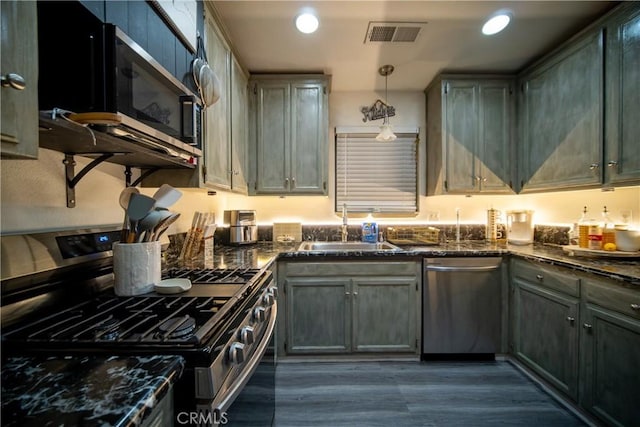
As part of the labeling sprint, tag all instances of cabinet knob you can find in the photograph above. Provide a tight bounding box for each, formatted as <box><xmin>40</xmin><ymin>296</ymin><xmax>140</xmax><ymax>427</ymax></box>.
<box><xmin>583</xmin><ymin>323</ymin><xmax>593</xmax><ymax>331</ymax></box>
<box><xmin>353</xmin><ymin>291</ymin><xmax>358</xmax><ymax>296</ymax></box>
<box><xmin>566</xmin><ymin>316</ymin><xmax>575</xmax><ymax>323</ymax></box>
<box><xmin>631</xmin><ymin>303</ymin><xmax>640</xmax><ymax>311</ymax></box>
<box><xmin>285</xmin><ymin>177</ymin><xmax>289</xmax><ymax>188</ymax></box>
<box><xmin>291</xmin><ymin>177</ymin><xmax>296</xmax><ymax>188</ymax></box>
<box><xmin>345</xmin><ymin>291</ymin><xmax>351</xmax><ymax>296</ymax></box>
<box><xmin>1</xmin><ymin>73</ymin><xmax>26</xmax><ymax>90</ymax></box>
<box><xmin>536</xmin><ymin>274</ymin><xmax>544</xmax><ymax>281</ymax></box>
<box><xmin>607</xmin><ymin>161</ymin><xmax>618</xmax><ymax>168</ymax></box>
<box><xmin>589</xmin><ymin>163</ymin><xmax>599</xmax><ymax>170</ymax></box>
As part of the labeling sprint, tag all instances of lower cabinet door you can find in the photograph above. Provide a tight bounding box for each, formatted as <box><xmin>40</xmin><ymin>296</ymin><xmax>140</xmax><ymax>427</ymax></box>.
<box><xmin>285</xmin><ymin>278</ymin><xmax>351</xmax><ymax>353</ymax></box>
<box><xmin>580</xmin><ymin>304</ymin><xmax>640</xmax><ymax>427</ymax></box>
<box><xmin>352</xmin><ymin>278</ymin><xmax>417</xmax><ymax>353</ymax></box>
<box><xmin>513</xmin><ymin>279</ymin><xmax>580</xmax><ymax>400</ymax></box>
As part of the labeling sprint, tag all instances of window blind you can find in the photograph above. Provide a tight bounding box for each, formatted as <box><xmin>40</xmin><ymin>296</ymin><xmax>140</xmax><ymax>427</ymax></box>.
<box><xmin>336</xmin><ymin>130</ymin><xmax>418</xmax><ymax>213</ymax></box>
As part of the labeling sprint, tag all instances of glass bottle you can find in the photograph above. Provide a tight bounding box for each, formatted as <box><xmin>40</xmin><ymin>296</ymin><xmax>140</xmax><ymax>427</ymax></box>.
<box><xmin>577</xmin><ymin>206</ymin><xmax>590</xmax><ymax>248</ymax></box>
<box><xmin>601</xmin><ymin>206</ymin><xmax>616</xmax><ymax>247</ymax></box>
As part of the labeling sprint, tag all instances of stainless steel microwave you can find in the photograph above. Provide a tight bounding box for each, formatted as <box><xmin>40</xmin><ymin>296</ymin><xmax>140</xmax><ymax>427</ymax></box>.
<box><xmin>37</xmin><ymin>1</ymin><xmax>202</xmax><ymax>157</ymax></box>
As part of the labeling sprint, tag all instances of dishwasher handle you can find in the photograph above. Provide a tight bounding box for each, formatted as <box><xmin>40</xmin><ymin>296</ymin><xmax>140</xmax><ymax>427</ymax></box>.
<box><xmin>425</xmin><ymin>264</ymin><xmax>501</xmax><ymax>272</ymax></box>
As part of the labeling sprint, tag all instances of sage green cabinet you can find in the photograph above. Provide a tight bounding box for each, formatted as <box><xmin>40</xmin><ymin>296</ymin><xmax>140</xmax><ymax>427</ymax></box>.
<box><xmin>286</xmin><ymin>277</ymin><xmax>351</xmax><ymax>354</ymax></box>
<box><xmin>580</xmin><ymin>276</ymin><xmax>640</xmax><ymax>427</ymax></box>
<box><xmin>510</xmin><ymin>259</ymin><xmax>581</xmax><ymax>400</ymax></box>
<box><xmin>142</xmin><ymin>11</ymin><xmax>248</xmax><ymax>192</ymax></box>
<box><xmin>229</xmin><ymin>56</ymin><xmax>249</xmax><ymax>193</ymax></box>
<box><xmin>279</xmin><ymin>260</ymin><xmax>420</xmax><ymax>355</ymax></box>
<box><xmin>1</xmin><ymin>0</ymin><xmax>38</xmax><ymax>159</ymax></box>
<box><xmin>426</xmin><ymin>75</ymin><xmax>514</xmax><ymax>195</ymax></box>
<box><xmin>249</xmin><ymin>75</ymin><xmax>329</xmax><ymax>195</ymax></box>
<box><xmin>203</xmin><ymin>12</ymin><xmax>232</xmax><ymax>190</ymax></box>
<box><xmin>604</xmin><ymin>3</ymin><xmax>640</xmax><ymax>186</ymax></box>
<box><xmin>518</xmin><ymin>30</ymin><xmax>604</xmax><ymax>192</ymax></box>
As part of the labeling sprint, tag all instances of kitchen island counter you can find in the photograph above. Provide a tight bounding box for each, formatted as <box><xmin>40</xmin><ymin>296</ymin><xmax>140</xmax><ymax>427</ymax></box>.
<box><xmin>206</xmin><ymin>241</ymin><xmax>640</xmax><ymax>283</ymax></box>
<box><xmin>1</xmin><ymin>354</ymin><xmax>184</xmax><ymax>426</ymax></box>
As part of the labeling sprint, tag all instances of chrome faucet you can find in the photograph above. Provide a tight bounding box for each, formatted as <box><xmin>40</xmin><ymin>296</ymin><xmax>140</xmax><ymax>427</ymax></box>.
<box><xmin>341</xmin><ymin>203</ymin><xmax>348</xmax><ymax>242</ymax></box>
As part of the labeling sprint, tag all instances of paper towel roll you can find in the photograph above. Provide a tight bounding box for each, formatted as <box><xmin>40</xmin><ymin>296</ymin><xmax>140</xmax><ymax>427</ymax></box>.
<box><xmin>113</xmin><ymin>241</ymin><xmax>161</xmax><ymax>296</ymax></box>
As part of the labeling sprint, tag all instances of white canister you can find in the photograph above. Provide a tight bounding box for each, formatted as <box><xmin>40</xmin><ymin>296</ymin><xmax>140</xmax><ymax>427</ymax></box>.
<box><xmin>113</xmin><ymin>241</ymin><xmax>161</xmax><ymax>296</ymax></box>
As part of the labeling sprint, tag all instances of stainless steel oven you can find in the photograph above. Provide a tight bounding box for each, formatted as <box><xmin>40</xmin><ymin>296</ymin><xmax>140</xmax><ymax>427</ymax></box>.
<box><xmin>1</xmin><ymin>227</ymin><xmax>277</xmax><ymax>426</ymax></box>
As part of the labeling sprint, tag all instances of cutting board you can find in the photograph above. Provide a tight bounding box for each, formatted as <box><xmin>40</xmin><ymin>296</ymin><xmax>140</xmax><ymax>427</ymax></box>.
<box><xmin>562</xmin><ymin>245</ymin><xmax>640</xmax><ymax>258</ymax></box>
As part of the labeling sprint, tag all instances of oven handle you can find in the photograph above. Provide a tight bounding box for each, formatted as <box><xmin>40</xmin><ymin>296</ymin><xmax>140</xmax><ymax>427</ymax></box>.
<box><xmin>213</xmin><ymin>301</ymin><xmax>277</xmax><ymax>416</ymax></box>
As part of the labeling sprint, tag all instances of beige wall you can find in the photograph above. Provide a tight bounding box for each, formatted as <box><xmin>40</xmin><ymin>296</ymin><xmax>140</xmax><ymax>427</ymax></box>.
<box><xmin>2</xmin><ymin>90</ymin><xmax>639</xmax><ymax>235</ymax></box>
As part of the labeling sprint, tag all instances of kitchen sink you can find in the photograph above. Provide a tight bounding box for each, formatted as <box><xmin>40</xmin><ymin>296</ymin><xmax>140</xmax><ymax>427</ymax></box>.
<box><xmin>296</xmin><ymin>241</ymin><xmax>401</xmax><ymax>252</ymax></box>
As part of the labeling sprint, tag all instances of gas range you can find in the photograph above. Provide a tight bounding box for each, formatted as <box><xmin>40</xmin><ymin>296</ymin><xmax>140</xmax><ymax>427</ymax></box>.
<box><xmin>1</xmin><ymin>226</ymin><xmax>277</xmax><ymax>423</ymax></box>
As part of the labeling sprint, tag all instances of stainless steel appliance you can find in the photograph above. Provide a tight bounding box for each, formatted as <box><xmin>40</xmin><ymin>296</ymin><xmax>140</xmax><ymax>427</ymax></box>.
<box><xmin>37</xmin><ymin>2</ymin><xmax>202</xmax><ymax>161</ymax></box>
<box><xmin>423</xmin><ymin>257</ymin><xmax>503</xmax><ymax>358</ymax></box>
<box><xmin>225</xmin><ymin>210</ymin><xmax>258</xmax><ymax>245</ymax></box>
<box><xmin>1</xmin><ymin>227</ymin><xmax>276</xmax><ymax>425</ymax></box>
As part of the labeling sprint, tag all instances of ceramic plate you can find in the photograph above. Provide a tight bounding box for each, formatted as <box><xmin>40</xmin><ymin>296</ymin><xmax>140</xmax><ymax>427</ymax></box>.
<box><xmin>155</xmin><ymin>278</ymin><xmax>192</xmax><ymax>294</ymax></box>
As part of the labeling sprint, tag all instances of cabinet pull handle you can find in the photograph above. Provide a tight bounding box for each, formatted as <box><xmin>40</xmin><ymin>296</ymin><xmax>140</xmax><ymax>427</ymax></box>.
<box><xmin>607</xmin><ymin>160</ymin><xmax>618</xmax><ymax>168</ymax></box>
<box><xmin>631</xmin><ymin>303</ymin><xmax>640</xmax><ymax>311</ymax></box>
<box><xmin>285</xmin><ymin>177</ymin><xmax>289</xmax><ymax>188</ymax></box>
<box><xmin>291</xmin><ymin>177</ymin><xmax>296</xmax><ymax>188</ymax></box>
<box><xmin>566</xmin><ymin>316</ymin><xmax>575</xmax><ymax>323</ymax></box>
<box><xmin>536</xmin><ymin>274</ymin><xmax>544</xmax><ymax>281</ymax></box>
<box><xmin>583</xmin><ymin>323</ymin><xmax>593</xmax><ymax>330</ymax></box>
<box><xmin>1</xmin><ymin>73</ymin><xmax>26</xmax><ymax>90</ymax></box>
<box><xmin>589</xmin><ymin>163</ymin><xmax>599</xmax><ymax>170</ymax></box>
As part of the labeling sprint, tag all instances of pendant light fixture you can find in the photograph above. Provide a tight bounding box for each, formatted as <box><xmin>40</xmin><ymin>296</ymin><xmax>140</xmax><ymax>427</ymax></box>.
<box><xmin>376</xmin><ymin>64</ymin><xmax>397</xmax><ymax>141</ymax></box>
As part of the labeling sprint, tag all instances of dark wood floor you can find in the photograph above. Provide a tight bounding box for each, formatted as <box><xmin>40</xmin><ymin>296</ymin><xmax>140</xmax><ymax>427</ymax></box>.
<box><xmin>274</xmin><ymin>360</ymin><xmax>589</xmax><ymax>427</ymax></box>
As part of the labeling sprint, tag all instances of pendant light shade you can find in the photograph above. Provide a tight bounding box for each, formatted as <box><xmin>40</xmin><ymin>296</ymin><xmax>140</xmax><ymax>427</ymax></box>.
<box><xmin>376</xmin><ymin>65</ymin><xmax>397</xmax><ymax>142</ymax></box>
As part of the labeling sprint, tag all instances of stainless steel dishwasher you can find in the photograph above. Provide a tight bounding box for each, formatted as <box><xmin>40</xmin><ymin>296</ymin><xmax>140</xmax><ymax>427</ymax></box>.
<box><xmin>422</xmin><ymin>257</ymin><xmax>503</xmax><ymax>358</ymax></box>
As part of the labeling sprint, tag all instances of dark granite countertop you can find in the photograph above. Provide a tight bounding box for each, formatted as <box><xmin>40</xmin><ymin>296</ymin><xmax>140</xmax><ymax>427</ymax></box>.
<box><xmin>1</xmin><ymin>355</ymin><xmax>184</xmax><ymax>427</ymax></box>
<box><xmin>207</xmin><ymin>240</ymin><xmax>640</xmax><ymax>284</ymax></box>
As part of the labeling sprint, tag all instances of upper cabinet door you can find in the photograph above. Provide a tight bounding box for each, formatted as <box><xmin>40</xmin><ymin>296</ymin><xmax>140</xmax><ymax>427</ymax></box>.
<box><xmin>230</xmin><ymin>56</ymin><xmax>249</xmax><ymax>193</ymax></box>
<box><xmin>204</xmin><ymin>14</ymin><xmax>232</xmax><ymax>190</ymax></box>
<box><xmin>443</xmin><ymin>81</ymin><xmax>478</xmax><ymax>193</ymax></box>
<box><xmin>254</xmin><ymin>81</ymin><xmax>291</xmax><ymax>194</ymax></box>
<box><xmin>519</xmin><ymin>30</ymin><xmax>604</xmax><ymax>192</ymax></box>
<box><xmin>1</xmin><ymin>0</ymin><xmax>38</xmax><ymax>159</ymax></box>
<box><xmin>478</xmin><ymin>81</ymin><xmax>513</xmax><ymax>193</ymax></box>
<box><xmin>290</xmin><ymin>82</ymin><xmax>327</xmax><ymax>194</ymax></box>
<box><xmin>604</xmin><ymin>4</ymin><xmax>640</xmax><ymax>186</ymax></box>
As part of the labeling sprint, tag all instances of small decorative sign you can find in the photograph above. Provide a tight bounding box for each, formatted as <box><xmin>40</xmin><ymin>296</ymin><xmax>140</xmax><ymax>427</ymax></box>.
<box><xmin>361</xmin><ymin>100</ymin><xmax>396</xmax><ymax>122</ymax></box>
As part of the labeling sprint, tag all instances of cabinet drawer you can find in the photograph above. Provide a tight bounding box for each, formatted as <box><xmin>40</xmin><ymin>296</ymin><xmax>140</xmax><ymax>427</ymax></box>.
<box><xmin>583</xmin><ymin>277</ymin><xmax>640</xmax><ymax>319</ymax></box>
<box><xmin>511</xmin><ymin>259</ymin><xmax>580</xmax><ymax>297</ymax></box>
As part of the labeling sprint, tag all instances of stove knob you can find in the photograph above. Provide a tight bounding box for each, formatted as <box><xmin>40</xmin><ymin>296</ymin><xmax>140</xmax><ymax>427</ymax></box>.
<box><xmin>238</xmin><ymin>325</ymin><xmax>255</xmax><ymax>345</ymax></box>
<box><xmin>268</xmin><ymin>286</ymin><xmax>279</xmax><ymax>298</ymax></box>
<box><xmin>228</xmin><ymin>342</ymin><xmax>246</xmax><ymax>365</ymax></box>
<box><xmin>253</xmin><ymin>306</ymin><xmax>266</xmax><ymax>322</ymax></box>
<box><xmin>262</xmin><ymin>292</ymin><xmax>275</xmax><ymax>306</ymax></box>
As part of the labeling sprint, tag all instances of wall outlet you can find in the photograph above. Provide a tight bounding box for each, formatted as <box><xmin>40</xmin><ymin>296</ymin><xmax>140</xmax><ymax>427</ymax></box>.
<box><xmin>428</xmin><ymin>211</ymin><xmax>440</xmax><ymax>221</ymax></box>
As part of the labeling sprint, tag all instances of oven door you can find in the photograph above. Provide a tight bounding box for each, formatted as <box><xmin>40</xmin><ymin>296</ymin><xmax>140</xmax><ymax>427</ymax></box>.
<box><xmin>196</xmin><ymin>284</ymin><xmax>277</xmax><ymax>426</ymax></box>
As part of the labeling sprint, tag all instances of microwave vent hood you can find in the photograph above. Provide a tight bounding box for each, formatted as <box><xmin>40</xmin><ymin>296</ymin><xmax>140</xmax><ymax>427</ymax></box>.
<box><xmin>36</xmin><ymin>1</ymin><xmax>202</xmax><ymax>172</ymax></box>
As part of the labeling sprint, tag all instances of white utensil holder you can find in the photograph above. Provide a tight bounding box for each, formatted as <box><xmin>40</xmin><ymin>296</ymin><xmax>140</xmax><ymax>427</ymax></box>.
<box><xmin>113</xmin><ymin>241</ymin><xmax>161</xmax><ymax>296</ymax></box>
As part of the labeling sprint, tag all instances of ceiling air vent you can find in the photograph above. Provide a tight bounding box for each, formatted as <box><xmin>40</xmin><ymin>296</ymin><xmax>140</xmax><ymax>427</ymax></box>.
<box><xmin>364</xmin><ymin>21</ymin><xmax>427</xmax><ymax>44</ymax></box>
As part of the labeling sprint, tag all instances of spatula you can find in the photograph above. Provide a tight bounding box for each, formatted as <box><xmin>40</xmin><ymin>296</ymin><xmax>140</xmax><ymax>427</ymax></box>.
<box><xmin>126</xmin><ymin>193</ymin><xmax>156</xmax><ymax>243</ymax></box>
<box><xmin>152</xmin><ymin>184</ymin><xmax>182</xmax><ymax>209</ymax></box>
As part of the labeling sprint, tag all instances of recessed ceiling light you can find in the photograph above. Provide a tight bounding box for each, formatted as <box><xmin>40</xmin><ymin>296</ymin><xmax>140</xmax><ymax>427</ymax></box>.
<box><xmin>296</xmin><ymin>12</ymin><xmax>319</xmax><ymax>34</ymax></box>
<box><xmin>482</xmin><ymin>13</ymin><xmax>511</xmax><ymax>35</ymax></box>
